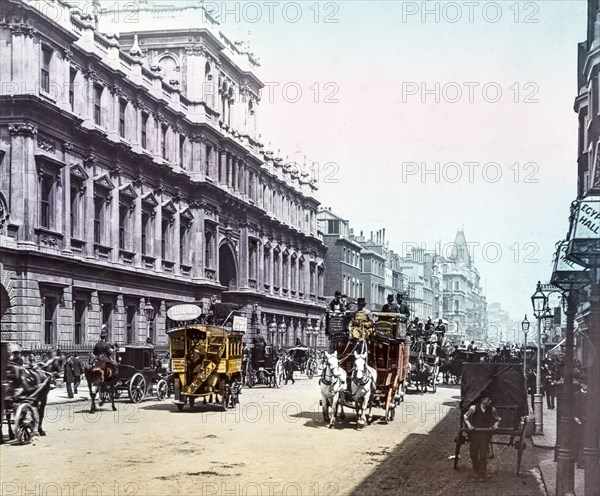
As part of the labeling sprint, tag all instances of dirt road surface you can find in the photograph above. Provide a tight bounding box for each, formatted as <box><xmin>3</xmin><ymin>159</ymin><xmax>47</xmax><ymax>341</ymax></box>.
<box><xmin>1</xmin><ymin>376</ymin><xmax>547</xmax><ymax>496</ymax></box>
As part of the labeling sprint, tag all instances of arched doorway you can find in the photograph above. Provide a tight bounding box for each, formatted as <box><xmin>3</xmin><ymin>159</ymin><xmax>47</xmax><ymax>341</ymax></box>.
<box><xmin>219</xmin><ymin>244</ymin><xmax>237</xmax><ymax>290</ymax></box>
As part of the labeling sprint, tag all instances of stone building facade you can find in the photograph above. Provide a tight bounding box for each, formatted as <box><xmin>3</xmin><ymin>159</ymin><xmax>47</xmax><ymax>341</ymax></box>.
<box><xmin>0</xmin><ymin>0</ymin><xmax>327</xmax><ymax>351</ymax></box>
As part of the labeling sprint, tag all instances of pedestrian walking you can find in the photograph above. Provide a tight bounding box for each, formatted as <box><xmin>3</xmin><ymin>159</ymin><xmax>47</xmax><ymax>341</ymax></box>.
<box><xmin>542</xmin><ymin>362</ymin><xmax>557</xmax><ymax>409</ymax></box>
<box><xmin>463</xmin><ymin>395</ymin><xmax>501</xmax><ymax>482</ymax></box>
<box><xmin>526</xmin><ymin>368</ymin><xmax>536</xmax><ymax>412</ymax></box>
<box><xmin>64</xmin><ymin>353</ymin><xmax>75</xmax><ymax>398</ymax></box>
<box><xmin>72</xmin><ymin>352</ymin><xmax>83</xmax><ymax>394</ymax></box>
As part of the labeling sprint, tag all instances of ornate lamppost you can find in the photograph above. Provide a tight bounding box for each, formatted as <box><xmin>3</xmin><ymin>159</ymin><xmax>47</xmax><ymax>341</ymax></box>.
<box><xmin>144</xmin><ymin>299</ymin><xmax>156</xmax><ymax>343</ymax></box>
<box><xmin>531</xmin><ymin>281</ymin><xmax>547</xmax><ymax>435</ymax></box>
<box><xmin>522</xmin><ymin>315</ymin><xmax>530</xmax><ymax>378</ymax></box>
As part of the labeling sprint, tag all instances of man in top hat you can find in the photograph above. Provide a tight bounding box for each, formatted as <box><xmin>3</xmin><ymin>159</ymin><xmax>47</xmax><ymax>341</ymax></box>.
<box><xmin>396</xmin><ymin>293</ymin><xmax>410</xmax><ymax>319</ymax></box>
<box><xmin>382</xmin><ymin>294</ymin><xmax>399</xmax><ymax>313</ymax></box>
<box><xmin>329</xmin><ymin>291</ymin><xmax>346</xmax><ymax>313</ymax></box>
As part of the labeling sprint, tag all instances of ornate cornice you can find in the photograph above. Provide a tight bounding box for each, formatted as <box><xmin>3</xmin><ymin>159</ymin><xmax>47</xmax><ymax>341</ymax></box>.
<box><xmin>8</xmin><ymin>122</ymin><xmax>37</xmax><ymax>137</ymax></box>
<box><xmin>7</xmin><ymin>22</ymin><xmax>36</xmax><ymax>37</ymax></box>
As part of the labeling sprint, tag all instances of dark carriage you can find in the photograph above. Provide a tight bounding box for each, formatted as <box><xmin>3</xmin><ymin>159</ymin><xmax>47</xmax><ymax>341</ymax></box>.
<box><xmin>327</xmin><ymin>311</ymin><xmax>410</xmax><ymax>423</ymax></box>
<box><xmin>1</xmin><ymin>342</ymin><xmax>51</xmax><ymax>444</ymax></box>
<box><xmin>112</xmin><ymin>345</ymin><xmax>168</xmax><ymax>403</ymax></box>
<box><xmin>245</xmin><ymin>344</ymin><xmax>284</xmax><ymax>388</ymax></box>
<box><xmin>453</xmin><ymin>363</ymin><xmax>529</xmax><ymax>474</ymax></box>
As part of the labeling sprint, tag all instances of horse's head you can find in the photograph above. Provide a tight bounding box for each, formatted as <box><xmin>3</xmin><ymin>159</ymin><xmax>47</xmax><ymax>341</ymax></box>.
<box><xmin>324</xmin><ymin>352</ymin><xmax>342</xmax><ymax>378</ymax></box>
<box><xmin>353</xmin><ymin>350</ymin><xmax>368</xmax><ymax>381</ymax></box>
<box><xmin>90</xmin><ymin>360</ymin><xmax>112</xmax><ymax>384</ymax></box>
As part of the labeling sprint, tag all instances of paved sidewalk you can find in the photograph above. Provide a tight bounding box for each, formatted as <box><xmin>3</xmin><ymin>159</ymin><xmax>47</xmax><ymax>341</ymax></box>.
<box><xmin>534</xmin><ymin>403</ymin><xmax>585</xmax><ymax>496</ymax></box>
<box><xmin>46</xmin><ymin>380</ymin><xmax>90</xmax><ymax>405</ymax></box>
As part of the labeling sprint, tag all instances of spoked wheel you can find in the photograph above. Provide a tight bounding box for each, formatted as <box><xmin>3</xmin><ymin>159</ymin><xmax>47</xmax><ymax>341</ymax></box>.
<box><xmin>155</xmin><ymin>379</ymin><xmax>168</xmax><ymax>401</ymax></box>
<box><xmin>274</xmin><ymin>359</ymin><xmax>284</xmax><ymax>388</ymax></box>
<box><xmin>128</xmin><ymin>373</ymin><xmax>146</xmax><ymax>403</ymax></box>
<box><xmin>246</xmin><ymin>361</ymin><xmax>255</xmax><ymax>388</ymax></box>
<box><xmin>14</xmin><ymin>403</ymin><xmax>39</xmax><ymax>445</ymax></box>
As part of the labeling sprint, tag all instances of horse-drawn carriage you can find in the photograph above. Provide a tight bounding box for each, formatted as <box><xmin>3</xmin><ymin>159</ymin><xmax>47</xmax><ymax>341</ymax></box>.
<box><xmin>453</xmin><ymin>363</ymin><xmax>529</xmax><ymax>474</ymax></box>
<box><xmin>167</xmin><ymin>304</ymin><xmax>244</xmax><ymax>411</ymax></box>
<box><xmin>110</xmin><ymin>345</ymin><xmax>169</xmax><ymax>403</ymax></box>
<box><xmin>407</xmin><ymin>349</ymin><xmax>440</xmax><ymax>393</ymax></box>
<box><xmin>324</xmin><ymin>311</ymin><xmax>410</xmax><ymax>427</ymax></box>
<box><xmin>245</xmin><ymin>344</ymin><xmax>284</xmax><ymax>388</ymax></box>
<box><xmin>1</xmin><ymin>342</ymin><xmax>54</xmax><ymax>444</ymax></box>
<box><xmin>441</xmin><ymin>349</ymin><xmax>488</xmax><ymax>384</ymax></box>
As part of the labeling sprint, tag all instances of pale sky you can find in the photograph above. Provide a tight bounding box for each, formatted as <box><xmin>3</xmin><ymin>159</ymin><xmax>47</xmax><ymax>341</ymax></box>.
<box><xmin>103</xmin><ymin>0</ymin><xmax>587</xmax><ymax>325</ymax></box>
<box><xmin>217</xmin><ymin>0</ymin><xmax>587</xmax><ymax>325</ymax></box>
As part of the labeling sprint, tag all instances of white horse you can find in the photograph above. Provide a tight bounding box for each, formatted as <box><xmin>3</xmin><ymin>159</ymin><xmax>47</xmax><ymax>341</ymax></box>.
<box><xmin>319</xmin><ymin>351</ymin><xmax>346</xmax><ymax>429</ymax></box>
<box><xmin>350</xmin><ymin>347</ymin><xmax>377</xmax><ymax>428</ymax></box>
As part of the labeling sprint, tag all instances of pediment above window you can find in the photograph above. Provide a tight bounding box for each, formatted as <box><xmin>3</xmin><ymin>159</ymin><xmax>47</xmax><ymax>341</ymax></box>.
<box><xmin>119</xmin><ymin>183</ymin><xmax>137</xmax><ymax>201</ymax></box>
<box><xmin>142</xmin><ymin>191</ymin><xmax>158</xmax><ymax>208</ymax></box>
<box><xmin>70</xmin><ymin>164</ymin><xmax>89</xmax><ymax>181</ymax></box>
<box><xmin>94</xmin><ymin>174</ymin><xmax>115</xmax><ymax>191</ymax></box>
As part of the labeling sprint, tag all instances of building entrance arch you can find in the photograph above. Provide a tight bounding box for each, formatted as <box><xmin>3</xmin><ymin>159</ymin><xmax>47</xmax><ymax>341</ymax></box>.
<box><xmin>219</xmin><ymin>243</ymin><xmax>238</xmax><ymax>290</ymax></box>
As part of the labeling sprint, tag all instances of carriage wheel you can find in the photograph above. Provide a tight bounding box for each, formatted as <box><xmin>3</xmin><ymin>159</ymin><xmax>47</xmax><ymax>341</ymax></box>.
<box><xmin>245</xmin><ymin>361</ymin><xmax>255</xmax><ymax>388</ymax></box>
<box><xmin>516</xmin><ymin>420</ymin><xmax>528</xmax><ymax>474</ymax></box>
<box><xmin>274</xmin><ymin>359</ymin><xmax>284</xmax><ymax>388</ymax></box>
<box><xmin>14</xmin><ymin>403</ymin><xmax>39</xmax><ymax>445</ymax></box>
<box><xmin>128</xmin><ymin>373</ymin><xmax>146</xmax><ymax>403</ymax></box>
<box><xmin>155</xmin><ymin>379</ymin><xmax>168</xmax><ymax>401</ymax></box>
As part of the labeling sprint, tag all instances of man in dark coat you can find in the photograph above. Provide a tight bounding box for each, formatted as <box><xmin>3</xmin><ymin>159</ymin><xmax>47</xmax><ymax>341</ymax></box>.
<box><xmin>64</xmin><ymin>353</ymin><xmax>75</xmax><ymax>398</ymax></box>
<box><xmin>382</xmin><ymin>294</ymin><xmax>399</xmax><ymax>313</ymax></box>
<box><xmin>71</xmin><ymin>352</ymin><xmax>83</xmax><ymax>394</ymax></box>
<box><xmin>396</xmin><ymin>293</ymin><xmax>410</xmax><ymax>319</ymax></box>
<box><xmin>464</xmin><ymin>395</ymin><xmax>501</xmax><ymax>481</ymax></box>
<box><xmin>329</xmin><ymin>291</ymin><xmax>346</xmax><ymax>313</ymax></box>
<box><xmin>93</xmin><ymin>327</ymin><xmax>117</xmax><ymax>377</ymax></box>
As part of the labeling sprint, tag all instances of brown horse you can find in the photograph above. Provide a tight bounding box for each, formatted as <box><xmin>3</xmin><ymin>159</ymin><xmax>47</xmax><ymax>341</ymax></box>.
<box><xmin>1</xmin><ymin>362</ymin><xmax>54</xmax><ymax>444</ymax></box>
<box><xmin>85</xmin><ymin>360</ymin><xmax>117</xmax><ymax>413</ymax></box>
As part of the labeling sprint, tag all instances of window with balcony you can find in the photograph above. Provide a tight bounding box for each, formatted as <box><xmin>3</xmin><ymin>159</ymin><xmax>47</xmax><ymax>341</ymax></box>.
<box><xmin>41</xmin><ymin>45</ymin><xmax>52</xmax><ymax>93</ymax></box>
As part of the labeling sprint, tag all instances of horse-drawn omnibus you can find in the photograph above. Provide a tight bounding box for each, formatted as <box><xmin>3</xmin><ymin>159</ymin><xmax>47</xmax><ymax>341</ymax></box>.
<box><xmin>324</xmin><ymin>311</ymin><xmax>410</xmax><ymax>428</ymax></box>
<box><xmin>167</xmin><ymin>304</ymin><xmax>244</xmax><ymax>411</ymax></box>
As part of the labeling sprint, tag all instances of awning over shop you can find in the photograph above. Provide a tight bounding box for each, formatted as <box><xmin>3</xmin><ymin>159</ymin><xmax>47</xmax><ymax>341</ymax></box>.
<box><xmin>547</xmin><ymin>339</ymin><xmax>566</xmax><ymax>355</ymax></box>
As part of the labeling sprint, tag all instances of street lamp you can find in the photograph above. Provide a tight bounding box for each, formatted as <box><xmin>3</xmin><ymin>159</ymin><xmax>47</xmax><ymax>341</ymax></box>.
<box><xmin>268</xmin><ymin>318</ymin><xmax>277</xmax><ymax>344</ymax></box>
<box><xmin>521</xmin><ymin>315</ymin><xmax>530</xmax><ymax>378</ymax></box>
<box><xmin>530</xmin><ymin>281</ymin><xmax>547</xmax><ymax>435</ymax></box>
<box><xmin>144</xmin><ymin>300</ymin><xmax>156</xmax><ymax>342</ymax></box>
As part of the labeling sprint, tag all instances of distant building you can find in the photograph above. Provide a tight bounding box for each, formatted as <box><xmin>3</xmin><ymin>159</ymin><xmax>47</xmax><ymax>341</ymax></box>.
<box><xmin>317</xmin><ymin>208</ymin><xmax>363</xmax><ymax>302</ymax></box>
<box><xmin>441</xmin><ymin>230</ymin><xmax>487</xmax><ymax>342</ymax></box>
